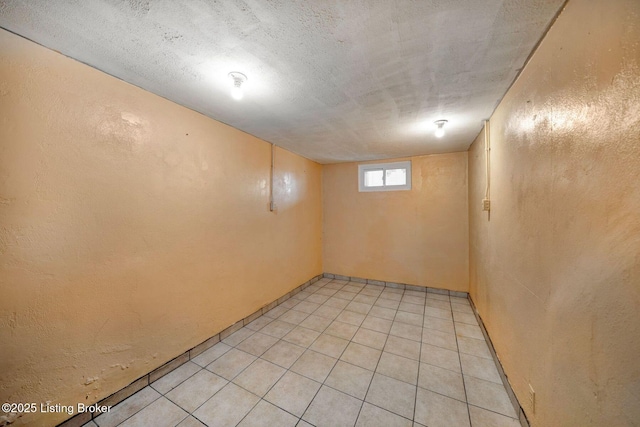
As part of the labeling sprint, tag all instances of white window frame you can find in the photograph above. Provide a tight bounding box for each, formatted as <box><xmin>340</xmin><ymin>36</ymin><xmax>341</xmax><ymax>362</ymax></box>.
<box><xmin>358</xmin><ymin>160</ymin><xmax>412</xmax><ymax>192</ymax></box>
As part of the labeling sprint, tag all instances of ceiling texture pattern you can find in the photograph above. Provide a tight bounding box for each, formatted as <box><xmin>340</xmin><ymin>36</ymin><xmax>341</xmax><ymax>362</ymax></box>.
<box><xmin>0</xmin><ymin>0</ymin><xmax>565</xmax><ymax>163</ymax></box>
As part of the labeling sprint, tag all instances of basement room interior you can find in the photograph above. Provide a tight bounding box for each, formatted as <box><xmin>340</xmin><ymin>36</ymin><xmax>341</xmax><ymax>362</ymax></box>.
<box><xmin>0</xmin><ymin>1</ymin><xmax>638</xmax><ymax>427</ymax></box>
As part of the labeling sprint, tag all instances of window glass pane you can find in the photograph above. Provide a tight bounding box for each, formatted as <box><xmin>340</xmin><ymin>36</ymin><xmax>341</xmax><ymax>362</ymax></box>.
<box><xmin>385</xmin><ymin>168</ymin><xmax>406</xmax><ymax>186</ymax></box>
<box><xmin>364</xmin><ymin>169</ymin><xmax>384</xmax><ymax>187</ymax></box>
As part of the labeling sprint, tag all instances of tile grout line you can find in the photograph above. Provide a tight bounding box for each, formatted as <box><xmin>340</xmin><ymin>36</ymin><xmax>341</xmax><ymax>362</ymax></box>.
<box><xmin>451</xmin><ymin>295</ymin><xmax>473</xmax><ymax>427</ymax></box>
<box><xmin>349</xmin><ymin>281</ymin><xmax>391</xmax><ymax>426</ymax></box>
<box><xmin>413</xmin><ymin>291</ymin><xmax>426</xmax><ymax>424</ymax></box>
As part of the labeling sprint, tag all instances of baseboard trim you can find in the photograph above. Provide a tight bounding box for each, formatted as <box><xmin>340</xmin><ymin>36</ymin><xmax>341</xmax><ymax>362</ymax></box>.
<box><xmin>322</xmin><ymin>272</ymin><xmax>468</xmax><ymax>297</ymax></box>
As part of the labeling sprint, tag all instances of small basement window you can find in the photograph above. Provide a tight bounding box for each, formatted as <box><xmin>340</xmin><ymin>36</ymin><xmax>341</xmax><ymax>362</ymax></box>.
<box><xmin>358</xmin><ymin>161</ymin><xmax>411</xmax><ymax>192</ymax></box>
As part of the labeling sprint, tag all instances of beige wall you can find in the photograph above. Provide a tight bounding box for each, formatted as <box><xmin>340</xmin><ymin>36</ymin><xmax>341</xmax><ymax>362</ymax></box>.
<box><xmin>0</xmin><ymin>30</ymin><xmax>322</xmax><ymax>426</ymax></box>
<box><xmin>468</xmin><ymin>0</ymin><xmax>640</xmax><ymax>426</ymax></box>
<box><xmin>323</xmin><ymin>153</ymin><xmax>469</xmax><ymax>291</ymax></box>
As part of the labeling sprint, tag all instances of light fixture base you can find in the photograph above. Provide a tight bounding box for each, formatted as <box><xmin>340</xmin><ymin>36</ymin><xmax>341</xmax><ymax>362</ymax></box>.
<box><xmin>228</xmin><ymin>72</ymin><xmax>248</xmax><ymax>85</ymax></box>
<box><xmin>434</xmin><ymin>120</ymin><xmax>448</xmax><ymax>138</ymax></box>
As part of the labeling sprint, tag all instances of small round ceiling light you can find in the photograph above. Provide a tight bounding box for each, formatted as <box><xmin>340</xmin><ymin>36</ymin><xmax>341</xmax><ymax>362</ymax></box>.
<box><xmin>228</xmin><ymin>72</ymin><xmax>248</xmax><ymax>100</ymax></box>
<box><xmin>434</xmin><ymin>120</ymin><xmax>448</xmax><ymax>138</ymax></box>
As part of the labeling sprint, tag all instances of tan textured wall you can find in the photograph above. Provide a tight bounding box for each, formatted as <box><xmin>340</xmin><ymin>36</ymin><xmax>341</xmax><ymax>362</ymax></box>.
<box><xmin>468</xmin><ymin>0</ymin><xmax>640</xmax><ymax>426</ymax></box>
<box><xmin>323</xmin><ymin>153</ymin><xmax>469</xmax><ymax>291</ymax></box>
<box><xmin>0</xmin><ymin>30</ymin><xmax>322</xmax><ymax>426</ymax></box>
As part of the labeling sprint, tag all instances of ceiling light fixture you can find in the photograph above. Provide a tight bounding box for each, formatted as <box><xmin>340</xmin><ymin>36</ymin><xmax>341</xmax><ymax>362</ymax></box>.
<box><xmin>228</xmin><ymin>72</ymin><xmax>247</xmax><ymax>100</ymax></box>
<box><xmin>434</xmin><ymin>120</ymin><xmax>448</xmax><ymax>138</ymax></box>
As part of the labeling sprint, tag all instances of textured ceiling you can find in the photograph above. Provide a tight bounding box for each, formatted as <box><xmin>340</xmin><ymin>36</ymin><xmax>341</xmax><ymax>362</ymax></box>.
<box><xmin>0</xmin><ymin>0</ymin><xmax>565</xmax><ymax>163</ymax></box>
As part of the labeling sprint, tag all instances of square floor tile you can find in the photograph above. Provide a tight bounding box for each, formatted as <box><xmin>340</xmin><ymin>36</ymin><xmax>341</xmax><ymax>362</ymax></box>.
<box><xmin>325</xmin><ymin>320</ymin><xmax>359</xmax><ymax>340</ymax></box>
<box><xmin>424</xmin><ymin>306</ymin><xmax>452</xmax><ymax>320</ymax></box>
<box><xmin>398</xmin><ymin>302</ymin><xmax>424</xmax><ymax>315</ymax></box>
<box><xmin>336</xmin><ymin>311</ymin><xmax>366</xmax><ymax>326</ymax></box>
<box><xmin>279</xmin><ymin>298</ymin><xmax>302</xmax><ymax>309</ymax></box>
<box><xmin>307</xmin><ymin>294</ymin><xmax>330</xmax><ymax>305</ymax></box>
<box><xmin>420</xmin><ymin>343</ymin><xmax>461</xmax><ymax>372</ymax></box>
<box><xmin>395</xmin><ymin>311</ymin><xmax>424</xmax><ymax>327</ymax></box>
<box><xmin>376</xmin><ymin>352</ymin><xmax>419</xmax><ymax>385</ymax></box>
<box><xmin>314</xmin><ymin>305</ymin><xmax>343</xmax><ymax>320</ymax></box>
<box><xmin>369</xmin><ymin>306</ymin><xmax>397</xmax><ymax>320</ymax></box>
<box><xmin>324</xmin><ymin>297</ymin><xmax>350</xmax><ymax>310</ymax></box>
<box><xmin>418</xmin><ymin>363</ymin><xmax>465</xmax><ymax>402</ymax></box>
<box><xmin>245</xmin><ymin>316</ymin><xmax>274</xmax><ymax>331</ymax></box>
<box><xmin>384</xmin><ymin>335</ymin><xmax>421</xmax><ymax>361</ymax></box>
<box><xmin>365</xmin><ymin>373</ymin><xmax>416</xmax><ymax>419</ymax></box>
<box><xmin>422</xmin><ymin>329</ymin><xmax>457</xmax><ymax>351</ymax></box>
<box><xmin>423</xmin><ymin>316</ymin><xmax>455</xmax><ymax>334</ymax></box>
<box><xmin>222</xmin><ymin>328</ymin><xmax>254</xmax><ymax>347</ymax></box>
<box><xmin>206</xmin><ymin>348</ymin><xmax>256</xmax><ymax>380</ymax></box>
<box><xmin>291</xmin><ymin>349</ymin><xmax>337</xmax><ymax>382</ymax></box>
<box><xmin>293</xmin><ymin>301</ymin><xmax>322</xmax><ymax>314</ymax></box>
<box><xmin>279</xmin><ymin>309</ymin><xmax>310</xmax><ymax>325</ymax></box>
<box><xmin>264</xmin><ymin>306</ymin><xmax>288</xmax><ymax>319</ymax></box>
<box><xmin>414</xmin><ymin>387</ymin><xmax>470</xmax><ymax>427</ymax></box>
<box><xmin>236</xmin><ymin>332</ymin><xmax>279</xmax><ymax>356</ymax></box>
<box><xmin>457</xmin><ymin>336</ymin><xmax>492</xmax><ymax>360</ymax></box>
<box><xmin>380</xmin><ymin>291</ymin><xmax>403</xmax><ymax>301</ymax></box>
<box><xmin>340</xmin><ymin>342</ymin><xmax>382</xmax><ymax>371</ymax></box>
<box><xmin>237</xmin><ymin>400</ymin><xmax>298</xmax><ymax>427</ymax></box>
<box><xmin>193</xmin><ymin>383</ymin><xmax>260</xmax><ymax>427</ymax></box>
<box><xmin>451</xmin><ymin>303</ymin><xmax>474</xmax><ymax>314</ymax></box>
<box><xmin>425</xmin><ymin>299</ymin><xmax>450</xmax><ymax>311</ymax></box>
<box><xmin>390</xmin><ymin>322</ymin><xmax>422</xmax><ymax>342</ymax></box>
<box><xmin>325</xmin><ymin>360</ymin><xmax>374</xmax><ymax>400</ymax></box>
<box><xmin>460</xmin><ymin>353</ymin><xmax>502</xmax><ymax>384</ymax></box>
<box><xmin>119</xmin><ymin>396</ymin><xmax>187</xmax><ymax>427</ymax></box>
<box><xmin>294</xmin><ymin>291</ymin><xmax>313</xmax><ymax>301</ymax></box>
<box><xmin>316</xmin><ymin>288</ymin><xmax>338</xmax><ymax>296</ymax></box>
<box><xmin>361</xmin><ymin>316</ymin><xmax>393</xmax><ymax>334</ymax></box>
<box><xmin>401</xmin><ymin>295</ymin><xmax>426</xmax><ymax>305</ymax></box>
<box><xmin>151</xmin><ymin>361</ymin><xmax>201</xmax><ymax>394</ymax></box>
<box><xmin>464</xmin><ymin>376</ymin><xmax>516</xmax><ymax>417</ymax></box>
<box><xmin>283</xmin><ymin>326</ymin><xmax>321</xmax><ymax>348</ymax></box>
<box><xmin>468</xmin><ymin>405</ymin><xmax>521</xmax><ymax>427</ymax></box>
<box><xmin>176</xmin><ymin>416</ymin><xmax>206</xmax><ymax>427</ymax></box>
<box><xmin>192</xmin><ymin>343</ymin><xmax>232</xmax><ymax>369</ymax></box>
<box><xmin>166</xmin><ymin>369</ymin><xmax>227</xmax><ymax>412</ymax></box>
<box><xmin>356</xmin><ymin>402</ymin><xmax>412</xmax><ymax>427</ymax></box>
<box><xmin>94</xmin><ymin>387</ymin><xmax>160</xmax><ymax>427</ymax></box>
<box><xmin>353</xmin><ymin>294</ymin><xmax>377</xmax><ymax>305</ymax></box>
<box><xmin>455</xmin><ymin>323</ymin><xmax>484</xmax><ymax>340</ymax></box>
<box><xmin>303</xmin><ymin>385</ymin><xmax>362</xmax><ymax>427</ymax></box>
<box><xmin>310</xmin><ymin>333</ymin><xmax>349</xmax><ymax>358</ymax></box>
<box><xmin>233</xmin><ymin>358</ymin><xmax>286</xmax><ymax>397</ymax></box>
<box><xmin>426</xmin><ymin>293</ymin><xmax>450</xmax><ymax>302</ymax></box>
<box><xmin>335</xmin><ymin>290</ymin><xmax>358</xmax><ymax>301</ymax></box>
<box><xmin>453</xmin><ymin>311</ymin><xmax>479</xmax><ymax>326</ymax></box>
<box><xmin>264</xmin><ymin>371</ymin><xmax>321</xmax><ymax>417</ymax></box>
<box><xmin>300</xmin><ymin>314</ymin><xmax>334</xmax><ymax>332</ymax></box>
<box><xmin>343</xmin><ymin>285</ymin><xmax>363</xmax><ymax>293</ymax></box>
<box><xmin>261</xmin><ymin>340</ymin><xmax>305</xmax><ymax>369</ymax></box>
<box><xmin>260</xmin><ymin>319</ymin><xmax>297</xmax><ymax>338</ymax></box>
<box><xmin>360</xmin><ymin>287</ymin><xmax>383</xmax><ymax>297</ymax></box>
<box><xmin>352</xmin><ymin>328</ymin><xmax>388</xmax><ymax>350</ymax></box>
<box><xmin>375</xmin><ymin>298</ymin><xmax>401</xmax><ymax>310</ymax></box>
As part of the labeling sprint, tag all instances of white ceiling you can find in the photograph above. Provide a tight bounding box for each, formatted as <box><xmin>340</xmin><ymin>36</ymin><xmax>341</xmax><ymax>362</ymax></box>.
<box><xmin>0</xmin><ymin>0</ymin><xmax>564</xmax><ymax>163</ymax></box>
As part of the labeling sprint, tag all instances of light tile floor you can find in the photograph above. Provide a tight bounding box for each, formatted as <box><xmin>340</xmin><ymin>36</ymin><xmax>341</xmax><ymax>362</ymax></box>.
<box><xmin>87</xmin><ymin>278</ymin><xmax>520</xmax><ymax>427</ymax></box>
